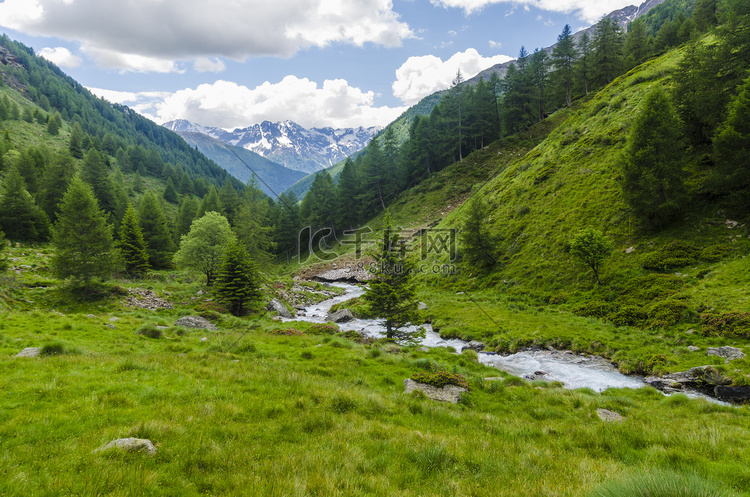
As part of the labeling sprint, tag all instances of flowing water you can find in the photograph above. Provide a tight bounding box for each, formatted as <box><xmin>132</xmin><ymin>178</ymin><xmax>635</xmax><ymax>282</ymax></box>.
<box><xmin>287</xmin><ymin>283</ymin><xmax>645</xmax><ymax>393</ymax></box>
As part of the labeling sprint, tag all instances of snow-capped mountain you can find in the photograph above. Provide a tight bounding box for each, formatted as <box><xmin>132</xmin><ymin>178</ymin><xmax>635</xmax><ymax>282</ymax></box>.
<box><xmin>163</xmin><ymin>119</ymin><xmax>380</xmax><ymax>174</ymax></box>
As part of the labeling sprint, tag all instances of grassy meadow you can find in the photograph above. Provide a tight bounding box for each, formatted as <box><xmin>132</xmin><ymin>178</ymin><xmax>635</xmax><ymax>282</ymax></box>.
<box><xmin>1</xmin><ymin>245</ymin><xmax>750</xmax><ymax>496</ymax></box>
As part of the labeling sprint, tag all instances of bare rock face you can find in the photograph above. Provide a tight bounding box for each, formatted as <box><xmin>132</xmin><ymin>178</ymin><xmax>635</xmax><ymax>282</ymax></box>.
<box><xmin>174</xmin><ymin>316</ymin><xmax>218</xmax><ymax>331</ymax></box>
<box><xmin>706</xmin><ymin>346</ymin><xmax>745</xmax><ymax>363</ymax></box>
<box><xmin>404</xmin><ymin>378</ymin><xmax>467</xmax><ymax>404</ymax></box>
<box><xmin>267</xmin><ymin>299</ymin><xmax>292</xmax><ymax>318</ymax></box>
<box><xmin>95</xmin><ymin>438</ymin><xmax>157</xmax><ymax>456</ymax></box>
<box><xmin>326</xmin><ymin>309</ymin><xmax>354</xmax><ymax>323</ymax></box>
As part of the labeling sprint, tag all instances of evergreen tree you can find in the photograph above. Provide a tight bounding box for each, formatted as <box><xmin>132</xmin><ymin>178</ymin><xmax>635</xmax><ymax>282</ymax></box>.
<box><xmin>81</xmin><ymin>149</ymin><xmax>118</xmax><ymax>216</ymax></box>
<box><xmin>175</xmin><ymin>196</ymin><xmax>199</xmax><ymax>243</ymax></box>
<box><xmin>174</xmin><ymin>211</ymin><xmax>235</xmax><ymax>286</ymax></box>
<box><xmin>118</xmin><ymin>203</ymin><xmax>150</xmax><ymax>276</ymax></box>
<box><xmin>0</xmin><ymin>165</ymin><xmax>50</xmax><ymax>242</ymax></box>
<box><xmin>621</xmin><ymin>88</ymin><xmax>687</xmax><ymax>227</ymax></box>
<box><xmin>459</xmin><ymin>196</ymin><xmax>498</xmax><ymax>271</ymax></box>
<box><xmin>712</xmin><ymin>75</ymin><xmax>750</xmax><ymax>200</ymax></box>
<box><xmin>137</xmin><ymin>191</ymin><xmax>175</xmax><ymax>269</ymax></box>
<box><xmin>69</xmin><ymin>121</ymin><xmax>84</xmax><ymax>159</ymax></box>
<box><xmin>133</xmin><ymin>170</ymin><xmax>144</xmax><ymax>193</ymax></box>
<box><xmin>178</xmin><ymin>172</ymin><xmax>193</xmax><ymax>195</ymax></box>
<box><xmin>215</xmin><ymin>239</ymin><xmax>262</xmax><ymax>316</ymax></box>
<box><xmin>624</xmin><ymin>18</ymin><xmax>649</xmax><ymax>69</ymax></box>
<box><xmin>47</xmin><ymin>111</ymin><xmax>62</xmax><ymax>136</ymax></box>
<box><xmin>163</xmin><ymin>177</ymin><xmax>179</xmax><ymax>204</ymax></box>
<box><xmin>51</xmin><ymin>177</ymin><xmax>116</xmax><ymax>287</ymax></box>
<box><xmin>363</xmin><ymin>210</ymin><xmax>420</xmax><ymax>341</ymax></box>
<box><xmin>301</xmin><ymin>171</ymin><xmax>338</xmax><ymax>237</ymax></box>
<box><xmin>694</xmin><ymin>0</ymin><xmax>719</xmax><ymax>32</ymax></box>
<box><xmin>592</xmin><ymin>17</ymin><xmax>624</xmax><ymax>88</ymax></box>
<box><xmin>0</xmin><ymin>229</ymin><xmax>8</xmax><ymax>273</ymax></box>
<box><xmin>552</xmin><ymin>24</ymin><xmax>578</xmax><ymax>108</ymax></box>
<box><xmin>273</xmin><ymin>191</ymin><xmax>301</xmax><ymax>263</ymax></box>
<box><xmin>38</xmin><ymin>150</ymin><xmax>76</xmax><ymax>222</ymax></box>
<box><xmin>196</xmin><ymin>186</ymin><xmax>222</xmax><ymax>218</ymax></box>
<box><xmin>528</xmin><ymin>48</ymin><xmax>550</xmax><ymax>122</ymax></box>
<box><xmin>336</xmin><ymin>158</ymin><xmax>360</xmax><ymax>231</ymax></box>
<box><xmin>235</xmin><ymin>180</ymin><xmax>275</xmax><ymax>267</ymax></box>
<box><xmin>218</xmin><ymin>178</ymin><xmax>240</xmax><ymax>222</ymax></box>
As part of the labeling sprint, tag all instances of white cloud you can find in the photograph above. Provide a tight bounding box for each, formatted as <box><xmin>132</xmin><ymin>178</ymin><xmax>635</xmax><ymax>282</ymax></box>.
<box><xmin>392</xmin><ymin>48</ymin><xmax>513</xmax><ymax>106</ymax></box>
<box><xmin>0</xmin><ymin>0</ymin><xmax>413</xmax><ymax>72</ymax></box>
<box><xmin>194</xmin><ymin>58</ymin><xmax>226</xmax><ymax>73</ymax></box>
<box><xmin>489</xmin><ymin>40</ymin><xmax>502</xmax><ymax>49</ymax></box>
<box><xmin>98</xmin><ymin>77</ymin><xmax>407</xmax><ymax>129</ymax></box>
<box><xmin>429</xmin><ymin>0</ymin><xmax>633</xmax><ymax>23</ymax></box>
<box><xmin>37</xmin><ymin>47</ymin><xmax>82</xmax><ymax>68</ymax></box>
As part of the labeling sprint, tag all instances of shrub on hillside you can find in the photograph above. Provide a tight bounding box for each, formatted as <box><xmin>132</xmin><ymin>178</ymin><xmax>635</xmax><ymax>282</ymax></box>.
<box><xmin>307</xmin><ymin>323</ymin><xmax>339</xmax><ymax>335</ymax></box>
<box><xmin>610</xmin><ymin>305</ymin><xmax>648</xmax><ymax>327</ymax></box>
<box><xmin>136</xmin><ymin>324</ymin><xmax>162</xmax><ymax>339</ymax></box>
<box><xmin>411</xmin><ymin>371</ymin><xmax>470</xmax><ymax>390</ymax></box>
<box><xmin>699</xmin><ymin>244</ymin><xmax>731</xmax><ymax>262</ymax></box>
<box><xmin>701</xmin><ymin>311</ymin><xmax>750</xmax><ymax>337</ymax></box>
<box><xmin>640</xmin><ymin>241</ymin><xmax>698</xmax><ymax>270</ymax></box>
<box><xmin>573</xmin><ymin>300</ymin><xmax>613</xmax><ymax>318</ymax></box>
<box><xmin>646</xmin><ymin>298</ymin><xmax>691</xmax><ymax>328</ymax></box>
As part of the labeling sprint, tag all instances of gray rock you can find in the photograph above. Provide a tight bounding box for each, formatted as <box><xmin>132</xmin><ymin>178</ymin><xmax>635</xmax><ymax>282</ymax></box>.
<box><xmin>106</xmin><ymin>324</ymin><xmax>116</xmax><ymax>330</ymax></box>
<box><xmin>418</xmin><ymin>347</ymin><xmax>430</xmax><ymax>353</ymax></box>
<box><xmin>644</xmin><ymin>365</ymin><xmax>727</xmax><ymax>394</ymax></box>
<box><xmin>109</xmin><ymin>317</ymin><xmax>119</xmax><ymax>322</ymax></box>
<box><xmin>95</xmin><ymin>438</ymin><xmax>157</xmax><ymax>456</ymax></box>
<box><xmin>267</xmin><ymin>299</ymin><xmax>292</xmax><ymax>319</ymax></box>
<box><xmin>418</xmin><ymin>302</ymin><xmax>427</xmax><ymax>310</ymax></box>
<box><xmin>706</xmin><ymin>346</ymin><xmax>745</xmax><ymax>363</ymax></box>
<box><xmin>687</xmin><ymin>345</ymin><xmax>700</xmax><ymax>352</ymax></box>
<box><xmin>174</xmin><ymin>316</ymin><xmax>218</xmax><ymax>331</ymax></box>
<box><xmin>597</xmin><ymin>408</ymin><xmax>624</xmax><ymax>422</ymax></box>
<box><xmin>326</xmin><ymin>308</ymin><xmax>354</xmax><ymax>323</ymax></box>
<box><xmin>714</xmin><ymin>385</ymin><xmax>750</xmax><ymax>403</ymax></box>
<box><xmin>15</xmin><ymin>347</ymin><xmax>40</xmax><ymax>358</ymax></box>
<box><xmin>404</xmin><ymin>378</ymin><xmax>467</xmax><ymax>404</ymax></box>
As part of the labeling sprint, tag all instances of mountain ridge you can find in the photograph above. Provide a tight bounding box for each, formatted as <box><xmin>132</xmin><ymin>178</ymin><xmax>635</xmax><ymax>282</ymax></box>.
<box><xmin>163</xmin><ymin>119</ymin><xmax>380</xmax><ymax>175</ymax></box>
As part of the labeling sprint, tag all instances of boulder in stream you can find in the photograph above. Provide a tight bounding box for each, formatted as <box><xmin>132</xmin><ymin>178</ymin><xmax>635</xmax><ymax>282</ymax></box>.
<box><xmin>267</xmin><ymin>299</ymin><xmax>292</xmax><ymax>318</ymax></box>
<box><xmin>326</xmin><ymin>309</ymin><xmax>354</xmax><ymax>323</ymax></box>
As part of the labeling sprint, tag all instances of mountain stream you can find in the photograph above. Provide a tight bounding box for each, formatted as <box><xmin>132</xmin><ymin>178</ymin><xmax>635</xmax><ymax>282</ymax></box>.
<box><xmin>286</xmin><ymin>283</ymin><xmax>727</xmax><ymax>402</ymax></box>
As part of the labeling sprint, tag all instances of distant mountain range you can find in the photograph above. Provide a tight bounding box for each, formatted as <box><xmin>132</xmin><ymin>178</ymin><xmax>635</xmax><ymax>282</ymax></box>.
<box><xmin>163</xmin><ymin>119</ymin><xmax>380</xmax><ymax>174</ymax></box>
<box><xmin>172</xmin><ymin>131</ymin><xmax>306</xmax><ymax>197</ymax></box>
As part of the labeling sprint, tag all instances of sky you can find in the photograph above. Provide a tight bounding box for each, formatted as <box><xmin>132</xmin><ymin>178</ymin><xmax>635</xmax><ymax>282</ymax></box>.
<box><xmin>0</xmin><ymin>0</ymin><xmax>635</xmax><ymax>130</ymax></box>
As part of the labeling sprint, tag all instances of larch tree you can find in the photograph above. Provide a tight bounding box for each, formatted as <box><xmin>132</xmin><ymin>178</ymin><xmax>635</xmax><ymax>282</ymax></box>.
<box><xmin>51</xmin><ymin>177</ymin><xmax>116</xmax><ymax>287</ymax></box>
<box><xmin>552</xmin><ymin>24</ymin><xmax>578</xmax><ymax>108</ymax></box>
<box><xmin>118</xmin><ymin>203</ymin><xmax>150</xmax><ymax>276</ymax></box>
<box><xmin>459</xmin><ymin>196</ymin><xmax>498</xmax><ymax>271</ymax></box>
<box><xmin>0</xmin><ymin>165</ymin><xmax>50</xmax><ymax>242</ymax></box>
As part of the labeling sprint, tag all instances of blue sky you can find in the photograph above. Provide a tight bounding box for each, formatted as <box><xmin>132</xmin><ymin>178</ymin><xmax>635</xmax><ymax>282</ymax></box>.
<box><xmin>0</xmin><ymin>0</ymin><xmax>633</xmax><ymax>130</ymax></box>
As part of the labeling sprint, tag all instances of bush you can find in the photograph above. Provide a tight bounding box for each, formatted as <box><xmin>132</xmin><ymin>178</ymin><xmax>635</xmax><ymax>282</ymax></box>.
<box><xmin>269</xmin><ymin>328</ymin><xmax>303</xmax><ymax>336</ymax></box>
<box><xmin>646</xmin><ymin>298</ymin><xmax>691</xmax><ymax>327</ymax></box>
<box><xmin>640</xmin><ymin>241</ymin><xmax>698</xmax><ymax>270</ymax></box>
<box><xmin>699</xmin><ymin>244</ymin><xmax>731</xmax><ymax>262</ymax></box>
<box><xmin>40</xmin><ymin>342</ymin><xmax>65</xmax><ymax>356</ymax></box>
<box><xmin>307</xmin><ymin>323</ymin><xmax>339</xmax><ymax>335</ymax></box>
<box><xmin>701</xmin><ymin>311</ymin><xmax>750</xmax><ymax>337</ymax></box>
<box><xmin>411</xmin><ymin>371</ymin><xmax>470</xmax><ymax>390</ymax></box>
<box><xmin>610</xmin><ymin>305</ymin><xmax>648</xmax><ymax>327</ymax></box>
<box><xmin>573</xmin><ymin>300</ymin><xmax>613</xmax><ymax>318</ymax></box>
<box><xmin>136</xmin><ymin>324</ymin><xmax>162</xmax><ymax>339</ymax></box>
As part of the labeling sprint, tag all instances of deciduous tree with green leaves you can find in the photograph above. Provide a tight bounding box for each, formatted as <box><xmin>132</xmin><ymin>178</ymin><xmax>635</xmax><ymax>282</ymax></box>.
<box><xmin>570</xmin><ymin>228</ymin><xmax>613</xmax><ymax>285</ymax></box>
<box><xmin>173</xmin><ymin>211</ymin><xmax>235</xmax><ymax>286</ymax></box>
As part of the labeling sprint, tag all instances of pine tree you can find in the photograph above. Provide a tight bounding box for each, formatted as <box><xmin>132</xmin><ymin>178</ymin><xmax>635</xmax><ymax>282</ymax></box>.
<box><xmin>0</xmin><ymin>229</ymin><xmax>8</xmax><ymax>273</ymax></box>
<box><xmin>163</xmin><ymin>177</ymin><xmax>179</xmax><ymax>204</ymax></box>
<box><xmin>459</xmin><ymin>196</ymin><xmax>498</xmax><ymax>271</ymax></box>
<box><xmin>137</xmin><ymin>191</ymin><xmax>175</xmax><ymax>269</ymax></box>
<box><xmin>0</xmin><ymin>165</ymin><xmax>51</xmax><ymax>242</ymax></box>
<box><xmin>624</xmin><ymin>18</ymin><xmax>649</xmax><ymax>69</ymax></box>
<box><xmin>173</xmin><ymin>211</ymin><xmax>235</xmax><ymax>286</ymax></box>
<box><xmin>712</xmin><ymin>75</ymin><xmax>750</xmax><ymax>199</ymax></box>
<box><xmin>336</xmin><ymin>158</ymin><xmax>360</xmax><ymax>231</ymax></box>
<box><xmin>363</xmin><ymin>210</ymin><xmax>420</xmax><ymax>342</ymax></box>
<box><xmin>47</xmin><ymin>111</ymin><xmax>62</xmax><ymax>136</ymax></box>
<box><xmin>81</xmin><ymin>149</ymin><xmax>118</xmax><ymax>216</ymax></box>
<box><xmin>196</xmin><ymin>186</ymin><xmax>222</xmax><ymax>218</ymax></box>
<box><xmin>273</xmin><ymin>191</ymin><xmax>301</xmax><ymax>263</ymax></box>
<box><xmin>552</xmin><ymin>25</ymin><xmax>577</xmax><ymax>108</ymax></box>
<box><xmin>235</xmin><ymin>180</ymin><xmax>275</xmax><ymax>267</ymax></box>
<box><xmin>592</xmin><ymin>17</ymin><xmax>624</xmax><ymax>88</ymax></box>
<box><xmin>51</xmin><ymin>177</ymin><xmax>116</xmax><ymax>287</ymax></box>
<box><xmin>621</xmin><ymin>88</ymin><xmax>687</xmax><ymax>227</ymax></box>
<box><xmin>69</xmin><ymin>121</ymin><xmax>84</xmax><ymax>159</ymax></box>
<box><xmin>118</xmin><ymin>203</ymin><xmax>150</xmax><ymax>276</ymax></box>
<box><xmin>215</xmin><ymin>239</ymin><xmax>262</xmax><ymax>316</ymax></box>
<box><xmin>37</xmin><ymin>150</ymin><xmax>76</xmax><ymax>222</ymax></box>
<box><xmin>175</xmin><ymin>196</ymin><xmax>199</xmax><ymax>243</ymax></box>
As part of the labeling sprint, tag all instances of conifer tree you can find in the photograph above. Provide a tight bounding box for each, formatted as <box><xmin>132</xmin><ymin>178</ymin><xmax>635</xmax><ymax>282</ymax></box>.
<box><xmin>69</xmin><ymin>121</ymin><xmax>84</xmax><ymax>159</ymax></box>
<box><xmin>47</xmin><ymin>111</ymin><xmax>62</xmax><ymax>136</ymax></box>
<box><xmin>592</xmin><ymin>17</ymin><xmax>624</xmax><ymax>88</ymax></box>
<box><xmin>119</xmin><ymin>203</ymin><xmax>150</xmax><ymax>276</ymax></box>
<box><xmin>81</xmin><ymin>149</ymin><xmax>118</xmax><ymax>216</ymax></box>
<box><xmin>215</xmin><ymin>239</ymin><xmax>262</xmax><ymax>316</ymax></box>
<box><xmin>273</xmin><ymin>191</ymin><xmax>301</xmax><ymax>263</ymax></box>
<box><xmin>552</xmin><ymin>24</ymin><xmax>577</xmax><ymax>108</ymax></box>
<box><xmin>51</xmin><ymin>177</ymin><xmax>116</xmax><ymax>287</ymax></box>
<box><xmin>0</xmin><ymin>165</ymin><xmax>50</xmax><ymax>242</ymax></box>
<box><xmin>459</xmin><ymin>196</ymin><xmax>498</xmax><ymax>271</ymax></box>
<box><xmin>712</xmin><ymin>75</ymin><xmax>750</xmax><ymax>198</ymax></box>
<box><xmin>196</xmin><ymin>186</ymin><xmax>222</xmax><ymax>218</ymax></box>
<box><xmin>336</xmin><ymin>158</ymin><xmax>360</xmax><ymax>231</ymax></box>
<box><xmin>363</xmin><ymin>210</ymin><xmax>420</xmax><ymax>341</ymax></box>
<box><xmin>137</xmin><ymin>191</ymin><xmax>175</xmax><ymax>269</ymax></box>
<box><xmin>0</xmin><ymin>229</ymin><xmax>8</xmax><ymax>273</ymax></box>
<box><xmin>174</xmin><ymin>211</ymin><xmax>234</xmax><ymax>286</ymax></box>
<box><xmin>163</xmin><ymin>177</ymin><xmax>179</xmax><ymax>204</ymax></box>
<box><xmin>621</xmin><ymin>87</ymin><xmax>687</xmax><ymax>227</ymax></box>
<box><xmin>235</xmin><ymin>180</ymin><xmax>275</xmax><ymax>267</ymax></box>
<box><xmin>175</xmin><ymin>196</ymin><xmax>199</xmax><ymax>243</ymax></box>
<box><xmin>38</xmin><ymin>150</ymin><xmax>76</xmax><ymax>222</ymax></box>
